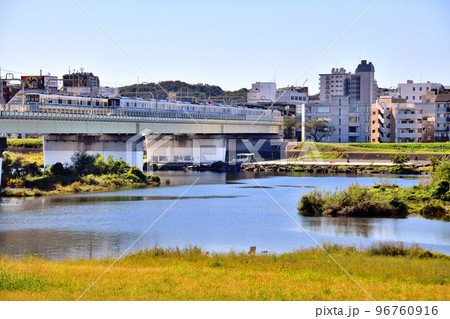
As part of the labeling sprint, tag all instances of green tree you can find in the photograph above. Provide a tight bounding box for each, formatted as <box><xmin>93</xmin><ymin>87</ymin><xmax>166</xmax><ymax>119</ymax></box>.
<box><xmin>71</xmin><ymin>151</ymin><xmax>96</xmax><ymax>175</ymax></box>
<box><xmin>390</xmin><ymin>154</ymin><xmax>409</xmax><ymax>167</ymax></box>
<box><xmin>283</xmin><ymin>117</ymin><xmax>298</xmax><ymax>139</ymax></box>
<box><xmin>304</xmin><ymin>119</ymin><xmax>335</xmax><ymax>142</ymax></box>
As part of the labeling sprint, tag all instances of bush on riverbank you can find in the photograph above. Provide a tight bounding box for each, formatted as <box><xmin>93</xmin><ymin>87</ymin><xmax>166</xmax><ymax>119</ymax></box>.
<box><xmin>1</xmin><ymin>151</ymin><xmax>160</xmax><ymax>196</ymax></box>
<box><xmin>298</xmin><ymin>184</ymin><xmax>408</xmax><ymax>218</ymax></box>
<box><xmin>298</xmin><ymin>158</ymin><xmax>450</xmax><ymax>221</ymax></box>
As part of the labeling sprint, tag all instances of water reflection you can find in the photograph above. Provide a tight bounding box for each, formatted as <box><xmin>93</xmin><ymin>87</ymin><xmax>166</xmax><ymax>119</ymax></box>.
<box><xmin>303</xmin><ymin>217</ymin><xmax>380</xmax><ymax>238</ymax></box>
<box><xmin>0</xmin><ymin>171</ymin><xmax>447</xmax><ymax>260</ymax></box>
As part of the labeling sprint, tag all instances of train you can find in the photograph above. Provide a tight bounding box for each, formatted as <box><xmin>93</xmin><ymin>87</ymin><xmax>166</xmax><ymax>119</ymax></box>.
<box><xmin>23</xmin><ymin>92</ymin><xmax>281</xmax><ymax>119</ymax></box>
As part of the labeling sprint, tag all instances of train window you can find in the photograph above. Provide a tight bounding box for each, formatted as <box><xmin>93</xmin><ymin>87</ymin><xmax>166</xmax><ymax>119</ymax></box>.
<box><xmin>48</xmin><ymin>99</ymin><xmax>52</xmax><ymax>104</ymax></box>
<box><xmin>96</xmin><ymin>101</ymin><xmax>100</xmax><ymax>106</ymax></box>
<box><xmin>58</xmin><ymin>99</ymin><xmax>62</xmax><ymax>104</ymax></box>
<box><xmin>68</xmin><ymin>100</ymin><xmax>72</xmax><ymax>105</ymax></box>
<box><xmin>88</xmin><ymin>101</ymin><xmax>91</xmax><ymax>106</ymax></box>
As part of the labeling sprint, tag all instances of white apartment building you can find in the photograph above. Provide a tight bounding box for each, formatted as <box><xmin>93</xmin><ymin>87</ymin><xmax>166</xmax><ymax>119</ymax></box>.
<box><xmin>319</xmin><ymin>68</ymin><xmax>351</xmax><ymax>102</ymax></box>
<box><xmin>247</xmin><ymin>82</ymin><xmax>277</xmax><ymax>103</ymax></box>
<box><xmin>276</xmin><ymin>86</ymin><xmax>308</xmax><ymax>104</ymax></box>
<box><xmin>398</xmin><ymin>80</ymin><xmax>443</xmax><ymax>103</ymax></box>
<box><xmin>305</xmin><ymin>96</ymin><xmax>371</xmax><ymax>143</ymax></box>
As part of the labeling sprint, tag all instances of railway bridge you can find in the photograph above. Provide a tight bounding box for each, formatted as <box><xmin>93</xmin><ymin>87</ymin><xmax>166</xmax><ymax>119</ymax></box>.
<box><xmin>0</xmin><ymin>104</ymin><xmax>283</xmax><ymax>176</ymax></box>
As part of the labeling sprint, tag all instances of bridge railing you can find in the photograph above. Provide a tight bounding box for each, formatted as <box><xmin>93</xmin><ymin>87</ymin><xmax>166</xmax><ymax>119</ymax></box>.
<box><xmin>0</xmin><ymin>102</ymin><xmax>283</xmax><ymax>125</ymax></box>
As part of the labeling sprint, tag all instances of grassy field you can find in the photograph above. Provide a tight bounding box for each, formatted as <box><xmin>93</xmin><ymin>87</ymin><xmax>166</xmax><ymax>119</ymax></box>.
<box><xmin>0</xmin><ymin>245</ymin><xmax>448</xmax><ymax>301</ymax></box>
<box><xmin>293</xmin><ymin>142</ymin><xmax>450</xmax><ymax>159</ymax></box>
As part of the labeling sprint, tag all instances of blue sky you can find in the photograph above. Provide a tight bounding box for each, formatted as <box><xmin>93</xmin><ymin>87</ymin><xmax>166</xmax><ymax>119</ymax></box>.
<box><xmin>1</xmin><ymin>0</ymin><xmax>449</xmax><ymax>94</ymax></box>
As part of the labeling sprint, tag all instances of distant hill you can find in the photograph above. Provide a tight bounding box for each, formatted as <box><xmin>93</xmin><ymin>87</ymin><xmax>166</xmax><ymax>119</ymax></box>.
<box><xmin>119</xmin><ymin>81</ymin><xmax>248</xmax><ymax>104</ymax></box>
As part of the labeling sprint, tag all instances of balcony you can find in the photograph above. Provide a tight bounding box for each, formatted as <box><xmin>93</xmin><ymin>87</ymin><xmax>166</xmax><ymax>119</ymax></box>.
<box><xmin>435</xmin><ymin>136</ymin><xmax>450</xmax><ymax>142</ymax></box>
<box><xmin>436</xmin><ymin>117</ymin><xmax>450</xmax><ymax>123</ymax></box>
<box><xmin>435</xmin><ymin>126</ymin><xmax>449</xmax><ymax>132</ymax></box>
<box><xmin>396</xmin><ymin>123</ymin><xmax>421</xmax><ymax>129</ymax></box>
<box><xmin>396</xmin><ymin>132</ymin><xmax>422</xmax><ymax>139</ymax></box>
<box><xmin>395</xmin><ymin>112</ymin><xmax>422</xmax><ymax>120</ymax></box>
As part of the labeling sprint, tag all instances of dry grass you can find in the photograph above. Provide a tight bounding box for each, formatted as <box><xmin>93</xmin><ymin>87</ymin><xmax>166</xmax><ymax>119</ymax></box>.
<box><xmin>0</xmin><ymin>247</ymin><xmax>448</xmax><ymax>301</ymax></box>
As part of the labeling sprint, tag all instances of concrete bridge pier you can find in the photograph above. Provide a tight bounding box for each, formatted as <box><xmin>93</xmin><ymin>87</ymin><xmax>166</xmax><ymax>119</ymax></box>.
<box><xmin>145</xmin><ymin>134</ymin><xmax>228</xmax><ymax>165</ymax></box>
<box><xmin>43</xmin><ymin>134</ymin><xmax>145</xmax><ymax>170</ymax></box>
<box><xmin>145</xmin><ymin>133</ymin><xmax>284</xmax><ymax>165</ymax></box>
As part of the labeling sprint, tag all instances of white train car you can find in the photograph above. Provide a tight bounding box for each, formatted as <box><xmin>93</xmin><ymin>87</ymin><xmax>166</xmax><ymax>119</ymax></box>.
<box><xmin>23</xmin><ymin>92</ymin><xmax>281</xmax><ymax>120</ymax></box>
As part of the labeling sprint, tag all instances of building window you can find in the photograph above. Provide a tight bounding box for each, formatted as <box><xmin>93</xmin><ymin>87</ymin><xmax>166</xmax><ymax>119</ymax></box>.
<box><xmin>406</xmin><ymin>96</ymin><xmax>408</xmax><ymax>100</ymax></box>
<box><xmin>419</xmin><ymin>87</ymin><xmax>422</xmax><ymax>91</ymax></box>
<box><xmin>413</xmin><ymin>87</ymin><xmax>415</xmax><ymax>91</ymax></box>
<box><xmin>413</xmin><ymin>96</ymin><xmax>415</xmax><ymax>100</ymax></box>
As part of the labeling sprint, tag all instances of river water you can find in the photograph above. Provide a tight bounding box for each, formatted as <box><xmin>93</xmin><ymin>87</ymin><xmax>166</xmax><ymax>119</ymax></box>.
<box><xmin>0</xmin><ymin>171</ymin><xmax>449</xmax><ymax>259</ymax></box>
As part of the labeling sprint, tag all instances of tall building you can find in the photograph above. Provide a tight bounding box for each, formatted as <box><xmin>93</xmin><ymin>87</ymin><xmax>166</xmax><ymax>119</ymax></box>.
<box><xmin>305</xmin><ymin>60</ymin><xmax>376</xmax><ymax>142</ymax></box>
<box><xmin>246</xmin><ymin>82</ymin><xmax>276</xmax><ymax>103</ymax></box>
<box><xmin>398</xmin><ymin>80</ymin><xmax>443</xmax><ymax>103</ymax></box>
<box><xmin>305</xmin><ymin>95</ymin><xmax>371</xmax><ymax>143</ymax></box>
<box><xmin>319</xmin><ymin>60</ymin><xmax>377</xmax><ymax>104</ymax></box>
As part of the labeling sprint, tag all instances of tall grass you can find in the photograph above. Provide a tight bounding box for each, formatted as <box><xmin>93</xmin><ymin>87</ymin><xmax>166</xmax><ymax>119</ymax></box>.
<box><xmin>0</xmin><ymin>245</ymin><xmax>448</xmax><ymax>300</ymax></box>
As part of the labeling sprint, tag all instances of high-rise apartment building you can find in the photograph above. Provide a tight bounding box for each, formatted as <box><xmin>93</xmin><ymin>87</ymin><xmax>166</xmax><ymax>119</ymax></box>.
<box><xmin>319</xmin><ymin>60</ymin><xmax>377</xmax><ymax>104</ymax></box>
<box><xmin>304</xmin><ymin>60</ymin><xmax>376</xmax><ymax>142</ymax></box>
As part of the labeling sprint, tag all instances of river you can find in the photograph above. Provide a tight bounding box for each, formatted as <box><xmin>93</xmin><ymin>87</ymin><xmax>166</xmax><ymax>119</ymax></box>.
<box><xmin>0</xmin><ymin>171</ymin><xmax>449</xmax><ymax>259</ymax></box>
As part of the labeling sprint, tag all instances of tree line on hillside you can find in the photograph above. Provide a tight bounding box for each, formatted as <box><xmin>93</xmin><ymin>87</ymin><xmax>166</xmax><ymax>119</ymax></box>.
<box><xmin>119</xmin><ymin>81</ymin><xmax>248</xmax><ymax>104</ymax></box>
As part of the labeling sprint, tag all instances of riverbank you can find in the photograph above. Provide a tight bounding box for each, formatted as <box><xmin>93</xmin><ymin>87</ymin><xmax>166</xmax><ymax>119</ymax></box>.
<box><xmin>1</xmin><ymin>151</ymin><xmax>160</xmax><ymax>197</ymax></box>
<box><xmin>298</xmin><ymin>158</ymin><xmax>450</xmax><ymax>221</ymax></box>
<box><xmin>0</xmin><ymin>243</ymin><xmax>448</xmax><ymax>301</ymax></box>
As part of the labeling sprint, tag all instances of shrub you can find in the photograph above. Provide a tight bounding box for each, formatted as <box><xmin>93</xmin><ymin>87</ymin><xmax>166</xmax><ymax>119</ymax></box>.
<box><xmin>428</xmin><ymin>156</ymin><xmax>440</xmax><ymax>171</ymax></box>
<box><xmin>50</xmin><ymin>162</ymin><xmax>65</xmax><ymax>176</ymax></box>
<box><xmin>7</xmin><ymin>178</ymin><xmax>24</xmax><ymax>188</ymax></box>
<box><xmin>419</xmin><ymin>202</ymin><xmax>449</xmax><ymax>221</ymax></box>
<box><xmin>390</xmin><ymin>154</ymin><xmax>409</xmax><ymax>166</ymax></box>
<box><xmin>433</xmin><ymin>159</ymin><xmax>450</xmax><ymax>182</ymax></box>
<box><xmin>367</xmin><ymin>241</ymin><xmax>413</xmax><ymax>257</ymax></box>
<box><xmin>298</xmin><ymin>190</ymin><xmax>325</xmax><ymax>216</ymax></box>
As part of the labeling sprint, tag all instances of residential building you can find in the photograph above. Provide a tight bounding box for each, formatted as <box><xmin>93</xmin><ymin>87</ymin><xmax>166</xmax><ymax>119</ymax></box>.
<box><xmin>305</xmin><ymin>60</ymin><xmax>376</xmax><ymax>142</ymax></box>
<box><xmin>398</xmin><ymin>80</ymin><xmax>443</xmax><ymax>103</ymax></box>
<box><xmin>276</xmin><ymin>86</ymin><xmax>308</xmax><ymax>104</ymax></box>
<box><xmin>371</xmin><ymin>97</ymin><xmax>424</xmax><ymax>143</ymax></box>
<box><xmin>246</xmin><ymin>82</ymin><xmax>276</xmax><ymax>103</ymax></box>
<box><xmin>305</xmin><ymin>96</ymin><xmax>371</xmax><ymax>143</ymax></box>
<box><xmin>379</xmin><ymin>88</ymin><xmax>399</xmax><ymax>99</ymax></box>
<box><xmin>319</xmin><ymin>60</ymin><xmax>377</xmax><ymax>104</ymax></box>
<box><xmin>434</xmin><ymin>94</ymin><xmax>450</xmax><ymax>142</ymax></box>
